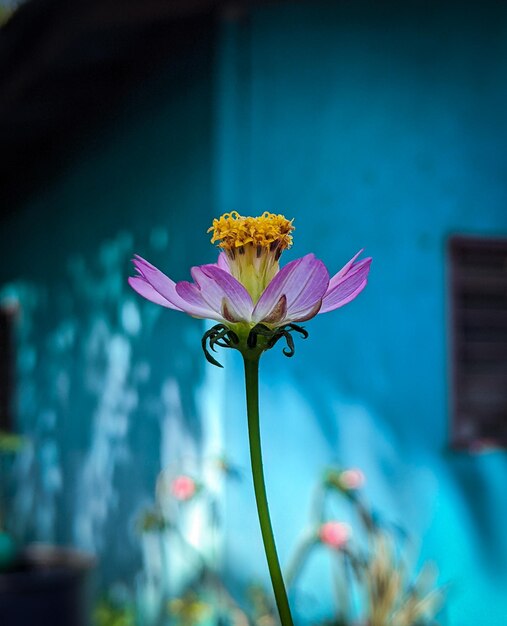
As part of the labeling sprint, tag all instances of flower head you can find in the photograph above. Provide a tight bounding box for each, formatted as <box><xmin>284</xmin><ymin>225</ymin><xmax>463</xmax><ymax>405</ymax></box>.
<box><xmin>339</xmin><ymin>468</ymin><xmax>365</xmax><ymax>491</ymax></box>
<box><xmin>170</xmin><ymin>475</ymin><xmax>197</xmax><ymax>501</ymax></box>
<box><xmin>318</xmin><ymin>521</ymin><xmax>351</xmax><ymax>550</ymax></box>
<box><xmin>209</xmin><ymin>211</ymin><xmax>294</xmax><ymax>302</ymax></box>
<box><xmin>129</xmin><ymin>212</ymin><xmax>371</xmax><ymax>361</ymax></box>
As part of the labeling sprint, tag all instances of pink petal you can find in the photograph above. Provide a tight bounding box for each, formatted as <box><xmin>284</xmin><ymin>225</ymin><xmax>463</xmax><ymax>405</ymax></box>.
<box><xmin>320</xmin><ymin>254</ymin><xmax>372</xmax><ymax>314</ymax></box>
<box><xmin>175</xmin><ymin>265</ymin><xmax>254</xmax><ymax>323</ymax></box>
<box><xmin>132</xmin><ymin>256</ymin><xmax>189</xmax><ymax>311</ymax></box>
<box><xmin>175</xmin><ymin>281</ymin><xmax>229</xmax><ymax>322</ymax></box>
<box><xmin>198</xmin><ymin>265</ymin><xmax>253</xmax><ymax>322</ymax></box>
<box><xmin>188</xmin><ymin>253</ymin><xmax>229</xmax><ymax>275</ymax></box>
<box><xmin>131</xmin><ymin>256</ymin><xmax>222</xmax><ymax>320</ymax></box>
<box><xmin>285</xmin><ymin>258</ymin><xmax>329</xmax><ymax>320</ymax></box>
<box><xmin>252</xmin><ymin>254</ymin><xmax>329</xmax><ymax>324</ymax></box>
<box><xmin>287</xmin><ymin>300</ymin><xmax>323</xmax><ymax>323</ymax></box>
<box><xmin>251</xmin><ymin>257</ymin><xmax>303</xmax><ymax>322</ymax></box>
<box><xmin>128</xmin><ymin>276</ymin><xmax>182</xmax><ymax>310</ymax></box>
<box><xmin>216</xmin><ymin>252</ymin><xmax>230</xmax><ymax>273</ymax></box>
<box><xmin>327</xmin><ymin>249</ymin><xmax>363</xmax><ymax>289</ymax></box>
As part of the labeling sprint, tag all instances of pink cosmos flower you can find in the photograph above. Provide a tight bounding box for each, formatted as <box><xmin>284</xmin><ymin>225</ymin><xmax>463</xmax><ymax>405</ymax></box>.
<box><xmin>339</xmin><ymin>468</ymin><xmax>365</xmax><ymax>491</ymax></box>
<box><xmin>170</xmin><ymin>475</ymin><xmax>197</xmax><ymax>501</ymax></box>
<box><xmin>319</xmin><ymin>521</ymin><xmax>351</xmax><ymax>549</ymax></box>
<box><xmin>128</xmin><ymin>212</ymin><xmax>371</xmax><ymax>330</ymax></box>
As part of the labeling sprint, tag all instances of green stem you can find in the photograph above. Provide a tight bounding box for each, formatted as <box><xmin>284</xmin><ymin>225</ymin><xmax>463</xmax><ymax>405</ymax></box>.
<box><xmin>243</xmin><ymin>354</ymin><xmax>294</xmax><ymax>626</ymax></box>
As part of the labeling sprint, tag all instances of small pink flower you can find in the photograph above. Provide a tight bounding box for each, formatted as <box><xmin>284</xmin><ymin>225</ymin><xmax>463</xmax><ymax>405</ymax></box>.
<box><xmin>170</xmin><ymin>475</ymin><xmax>197</xmax><ymax>501</ymax></box>
<box><xmin>319</xmin><ymin>521</ymin><xmax>351</xmax><ymax>549</ymax></box>
<box><xmin>339</xmin><ymin>468</ymin><xmax>365</xmax><ymax>491</ymax></box>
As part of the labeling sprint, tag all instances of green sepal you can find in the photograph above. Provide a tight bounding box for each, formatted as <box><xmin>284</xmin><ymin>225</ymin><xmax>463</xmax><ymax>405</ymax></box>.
<box><xmin>201</xmin><ymin>322</ymin><xmax>309</xmax><ymax>367</ymax></box>
<box><xmin>201</xmin><ymin>324</ymin><xmax>240</xmax><ymax>368</ymax></box>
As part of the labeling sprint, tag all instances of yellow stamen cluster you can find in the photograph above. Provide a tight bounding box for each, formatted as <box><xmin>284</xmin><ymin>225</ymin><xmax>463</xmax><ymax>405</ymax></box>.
<box><xmin>208</xmin><ymin>211</ymin><xmax>294</xmax><ymax>252</ymax></box>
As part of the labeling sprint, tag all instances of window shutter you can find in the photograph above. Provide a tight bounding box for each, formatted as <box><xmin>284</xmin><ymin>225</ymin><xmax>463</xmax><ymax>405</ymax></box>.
<box><xmin>449</xmin><ymin>236</ymin><xmax>507</xmax><ymax>449</ymax></box>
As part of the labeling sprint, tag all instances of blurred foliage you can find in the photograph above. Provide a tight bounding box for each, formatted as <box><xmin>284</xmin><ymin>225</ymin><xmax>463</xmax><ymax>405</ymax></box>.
<box><xmin>246</xmin><ymin>584</ymin><xmax>278</xmax><ymax>626</ymax></box>
<box><xmin>0</xmin><ymin>7</ymin><xmax>12</xmax><ymax>26</ymax></box>
<box><xmin>0</xmin><ymin>431</ymin><xmax>24</xmax><ymax>454</ymax></box>
<box><xmin>136</xmin><ymin>507</ymin><xmax>170</xmax><ymax>534</ymax></box>
<box><xmin>365</xmin><ymin>535</ymin><xmax>442</xmax><ymax>626</ymax></box>
<box><xmin>168</xmin><ymin>592</ymin><xmax>211</xmax><ymax>626</ymax></box>
<box><xmin>0</xmin><ymin>0</ymin><xmax>22</xmax><ymax>27</ymax></box>
<box><xmin>94</xmin><ymin>597</ymin><xmax>136</xmax><ymax>626</ymax></box>
<box><xmin>0</xmin><ymin>430</ymin><xmax>25</xmax><ymax>561</ymax></box>
<box><xmin>94</xmin><ymin>461</ymin><xmax>444</xmax><ymax>626</ymax></box>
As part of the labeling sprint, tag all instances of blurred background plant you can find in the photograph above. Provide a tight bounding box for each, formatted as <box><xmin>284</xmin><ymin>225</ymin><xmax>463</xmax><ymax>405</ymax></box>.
<box><xmin>285</xmin><ymin>466</ymin><xmax>445</xmax><ymax>626</ymax></box>
<box><xmin>0</xmin><ymin>430</ymin><xmax>24</xmax><ymax>568</ymax></box>
<box><xmin>93</xmin><ymin>462</ymin><xmax>444</xmax><ymax>626</ymax></box>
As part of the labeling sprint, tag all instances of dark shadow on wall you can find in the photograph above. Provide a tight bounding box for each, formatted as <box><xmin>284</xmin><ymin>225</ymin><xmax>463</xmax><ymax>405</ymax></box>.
<box><xmin>0</xmin><ymin>0</ymin><xmax>218</xmax><ymax>212</ymax></box>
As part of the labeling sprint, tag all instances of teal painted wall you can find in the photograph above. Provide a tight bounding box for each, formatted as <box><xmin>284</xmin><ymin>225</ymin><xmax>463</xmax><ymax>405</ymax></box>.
<box><xmin>1</xmin><ymin>2</ymin><xmax>507</xmax><ymax>624</ymax></box>
<box><xmin>217</xmin><ymin>3</ymin><xmax>507</xmax><ymax>625</ymax></box>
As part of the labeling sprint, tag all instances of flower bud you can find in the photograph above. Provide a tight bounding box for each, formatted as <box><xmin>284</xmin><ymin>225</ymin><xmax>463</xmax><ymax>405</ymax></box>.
<box><xmin>339</xmin><ymin>468</ymin><xmax>365</xmax><ymax>490</ymax></box>
<box><xmin>170</xmin><ymin>475</ymin><xmax>197</xmax><ymax>501</ymax></box>
<box><xmin>318</xmin><ymin>521</ymin><xmax>351</xmax><ymax>549</ymax></box>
